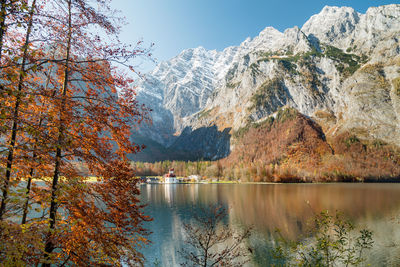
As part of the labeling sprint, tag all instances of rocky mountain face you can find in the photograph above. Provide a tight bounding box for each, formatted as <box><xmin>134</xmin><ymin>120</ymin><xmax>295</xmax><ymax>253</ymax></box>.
<box><xmin>133</xmin><ymin>4</ymin><xmax>400</xmax><ymax>162</ymax></box>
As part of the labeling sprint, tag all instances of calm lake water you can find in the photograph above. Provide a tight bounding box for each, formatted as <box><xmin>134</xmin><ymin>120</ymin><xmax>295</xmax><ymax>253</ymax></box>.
<box><xmin>139</xmin><ymin>183</ymin><xmax>400</xmax><ymax>266</ymax></box>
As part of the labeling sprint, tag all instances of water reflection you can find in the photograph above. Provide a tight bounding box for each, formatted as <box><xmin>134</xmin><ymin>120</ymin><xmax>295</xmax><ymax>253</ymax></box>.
<box><xmin>139</xmin><ymin>184</ymin><xmax>400</xmax><ymax>266</ymax></box>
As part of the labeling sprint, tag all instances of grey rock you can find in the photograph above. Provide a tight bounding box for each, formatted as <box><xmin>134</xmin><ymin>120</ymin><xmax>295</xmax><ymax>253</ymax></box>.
<box><xmin>134</xmin><ymin>4</ymin><xmax>400</xmax><ymax>160</ymax></box>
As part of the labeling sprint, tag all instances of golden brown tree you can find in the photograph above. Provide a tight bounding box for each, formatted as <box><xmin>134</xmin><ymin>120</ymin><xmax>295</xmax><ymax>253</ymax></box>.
<box><xmin>0</xmin><ymin>0</ymin><xmax>152</xmax><ymax>265</ymax></box>
<box><xmin>36</xmin><ymin>0</ymin><xmax>152</xmax><ymax>265</ymax></box>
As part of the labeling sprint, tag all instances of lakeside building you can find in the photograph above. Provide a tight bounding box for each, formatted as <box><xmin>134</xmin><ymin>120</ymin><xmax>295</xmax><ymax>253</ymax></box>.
<box><xmin>164</xmin><ymin>168</ymin><xmax>178</xmax><ymax>183</ymax></box>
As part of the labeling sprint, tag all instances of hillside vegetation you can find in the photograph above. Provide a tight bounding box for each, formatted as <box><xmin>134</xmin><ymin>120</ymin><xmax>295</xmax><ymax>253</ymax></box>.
<box><xmin>222</xmin><ymin>108</ymin><xmax>400</xmax><ymax>182</ymax></box>
<box><xmin>135</xmin><ymin>108</ymin><xmax>400</xmax><ymax>182</ymax></box>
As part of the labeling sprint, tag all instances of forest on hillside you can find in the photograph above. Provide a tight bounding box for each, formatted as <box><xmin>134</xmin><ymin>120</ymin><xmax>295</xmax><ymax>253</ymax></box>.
<box><xmin>134</xmin><ymin>108</ymin><xmax>400</xmax><ymax>182</ymax></box>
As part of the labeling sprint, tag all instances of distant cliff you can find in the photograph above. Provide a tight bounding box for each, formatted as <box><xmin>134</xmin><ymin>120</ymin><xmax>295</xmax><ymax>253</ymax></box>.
<box><xmin>132</xmin><ymin>4</ymin><xmax>400</xmax><ymax>166</ymax></box>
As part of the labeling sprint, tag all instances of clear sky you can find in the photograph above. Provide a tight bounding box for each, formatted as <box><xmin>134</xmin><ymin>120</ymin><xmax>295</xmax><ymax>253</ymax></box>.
<box><xmin>109</xmin><ymin>0</ymin><xmax>399</xmax><ymax>72</ymax></box>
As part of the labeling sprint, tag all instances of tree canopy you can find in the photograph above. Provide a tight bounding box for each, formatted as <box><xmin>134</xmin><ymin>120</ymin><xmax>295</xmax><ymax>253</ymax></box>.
<box><xmin>0</xmin><ymin>0</ymin><xmax>152</xmax><ymax>265</ymax></box>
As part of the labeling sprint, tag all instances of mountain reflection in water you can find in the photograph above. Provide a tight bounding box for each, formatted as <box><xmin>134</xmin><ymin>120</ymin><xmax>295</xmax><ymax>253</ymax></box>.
<box><xmin>139</xmin><ymin>184</ymin><xmax>400</xmax><ymax>266</ymax></box>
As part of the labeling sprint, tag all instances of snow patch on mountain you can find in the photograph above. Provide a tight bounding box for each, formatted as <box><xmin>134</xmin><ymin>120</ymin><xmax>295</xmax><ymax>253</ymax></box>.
<box><xmin>135</xmin><ymin>4</ymin><xmax>400</xmax><ymax>157</ymax></box>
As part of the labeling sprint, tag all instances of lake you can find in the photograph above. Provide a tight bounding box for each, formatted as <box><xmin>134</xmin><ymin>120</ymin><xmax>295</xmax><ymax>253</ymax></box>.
<box><xmin>139</xmin><ymin>183</ymin><xmax>400</xmax><ymax>266</ymax></box>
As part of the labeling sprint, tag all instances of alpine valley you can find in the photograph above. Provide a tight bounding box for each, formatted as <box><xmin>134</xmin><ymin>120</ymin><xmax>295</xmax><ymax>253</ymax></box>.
<box><xmin>131</xmin><ymin>4</ymin><xmax>400</xmax><ymax>180</ymax></box>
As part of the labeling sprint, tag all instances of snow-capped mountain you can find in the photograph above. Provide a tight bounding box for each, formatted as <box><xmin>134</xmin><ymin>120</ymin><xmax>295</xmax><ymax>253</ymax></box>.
<box><xmin>133</xmin><ymin>4</ymin><xmax>400</xmax><ymax>161</ymax></box>
<box><xmin>135</xmin><ymin>45</ymin><xmax>239</xmax><ymax>146</ymax></box>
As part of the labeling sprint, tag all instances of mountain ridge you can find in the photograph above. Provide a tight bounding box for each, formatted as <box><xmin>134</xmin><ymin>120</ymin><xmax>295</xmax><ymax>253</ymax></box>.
<box><xmin>132</xmin><ymin>4</ymin><xmax>400</xmax><ymax>163</ymax></box>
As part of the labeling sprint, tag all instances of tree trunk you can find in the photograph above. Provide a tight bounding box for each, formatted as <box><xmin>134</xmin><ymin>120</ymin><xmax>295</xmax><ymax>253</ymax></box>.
<box><xmin>21</xmin><ymin>167</ymin><xmax>33</xmax><ymax>224</ymax></box>
<box><xmin>43</xmin><ymin>0</ymin><xmax>72</xmax><ymax>265</ymax></box>
<box><xmin>0</xmin><ymin>0</ymin><xmax>7</xmax><ymax>61</ymax></box>
<box><xmin>22</xmin><ymin>58</ymin><xmax>55</xmax><ymax>225</ymax></box>
<box><xmin>0</xmin><ymin>0</ymin><xmax>36</xmax><ymax>221</ymax></box>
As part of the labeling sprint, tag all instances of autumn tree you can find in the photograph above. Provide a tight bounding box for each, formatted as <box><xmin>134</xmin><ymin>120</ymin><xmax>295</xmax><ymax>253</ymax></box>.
<box><xmin>0</xmin><ymin>0</ymin><xmax>54</xmax><ymax>263</ymax></box>
<box><xmin>33</xmin><ymin>0</ymin><xmax>152</xmax><ymax>265</ymax></box>
<box><xmin>0</xmin><ymin>0</ymin><xmax>152</xmax><ymax>265</ymax></box>
<box><xmin>0</xmin><ymin>0</ymin><xmax>29</xmax><ymax>62</ymax></box>
<box><xmin>0</xmin><ymin>0</ymin><xmax>39</xmax><ymax>221</ymax></box>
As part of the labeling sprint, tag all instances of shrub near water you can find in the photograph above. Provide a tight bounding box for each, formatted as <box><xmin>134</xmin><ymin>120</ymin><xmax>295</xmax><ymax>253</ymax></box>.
<box><xmin>273</xmin><ymin>211</ymin><xmax>374</xmax><ymax>267</ymax></box>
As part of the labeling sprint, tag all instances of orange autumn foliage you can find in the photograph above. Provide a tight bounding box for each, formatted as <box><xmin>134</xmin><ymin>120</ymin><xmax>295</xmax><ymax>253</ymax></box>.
<box><xmin>222</xmin><ymin>108</ymin><xmax>400</xmax><ymax>182</ymax></box>
<box><xmin>0</xmin><ymin>0</ymin><xmax>153</xmax><ymax>265</ymax></box>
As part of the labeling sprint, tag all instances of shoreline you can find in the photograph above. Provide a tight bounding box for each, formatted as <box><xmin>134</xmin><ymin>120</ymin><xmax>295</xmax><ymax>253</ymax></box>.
<box><xmin>139</xmin><ymin>179</ymin><xmax>400</xmax><ymax>185</ymax></box>
<box><xmin>26</xmin><ymin>177</ymin><xmax>400</xmax><ymax>184</ymax></box>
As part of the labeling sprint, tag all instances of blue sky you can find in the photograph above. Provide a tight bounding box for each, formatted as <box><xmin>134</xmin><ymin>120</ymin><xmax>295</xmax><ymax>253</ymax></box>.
<box><xmin>110</xmin><ymin>0</ymin><xmax>399</xmax><ymax>71</ymax></box>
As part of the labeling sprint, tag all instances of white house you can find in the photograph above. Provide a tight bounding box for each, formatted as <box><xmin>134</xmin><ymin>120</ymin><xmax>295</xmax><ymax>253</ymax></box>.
<box><xmin>164</xmin><ymin>168</ymin><xmax>178</xmax><ymax>184</ymax></box>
